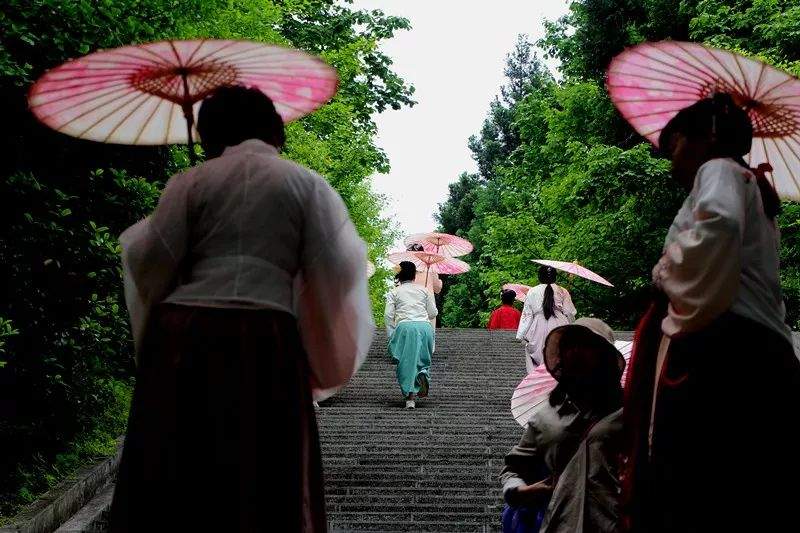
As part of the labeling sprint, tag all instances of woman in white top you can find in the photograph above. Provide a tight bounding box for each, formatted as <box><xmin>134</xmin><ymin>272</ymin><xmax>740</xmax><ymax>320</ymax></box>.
<box><xmin>516</xmin><ymin>265</ymin><xmax>577</xmax><ymax>373</ymax></box>
<box><xmin>623</xmin><ymin>94</ymin><xmax>800</xmax><ymax>533</ymax></box>
<box><xmin>385</xmin><ymin>261</ymin><xmax>438</xmax><ymax>409</ymax></box>
<box><xmin>109</xmin><ymin>86</ymin><xmax>372</xmax><ymax>533</ymax></box>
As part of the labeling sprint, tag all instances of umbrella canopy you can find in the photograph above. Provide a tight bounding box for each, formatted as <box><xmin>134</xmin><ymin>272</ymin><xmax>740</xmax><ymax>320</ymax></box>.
<box><xmin>388</xmin><ymin>251</ymin><xmax>471</xmax><ymax>276</ymax></box>
<box><xmin>28</xmin><ymin>39</ymin><xmax>338</xmax><ymax>160</ymax></box>
<box><xmin>404</xmin><ymin>232</ymin><xmax>474</xmax><ymax>257</ymax></box>
<box><xmin>502</xmin><ymin>283</ymin><xmax>532</xmax><ymax>302</ymax></box>
<box><xmin>510</xmin><ymin>340</ymin><xmax>632</xmax><ymax>426</ymax></box>
<box><xmin>607</xmin><ymin>40</ymin><xmax>800</xmax><ymax>200</ymax></box>
<box><xmin>532</xmin><ymin>259</ymin><xmax>613</xmax><ymax>287</ymax></box>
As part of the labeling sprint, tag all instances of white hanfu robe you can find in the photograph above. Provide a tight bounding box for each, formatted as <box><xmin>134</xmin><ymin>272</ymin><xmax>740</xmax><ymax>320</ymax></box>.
<box><xmin>516</xmin><ymin>284</ymin><xmax>576</xmax><ymax>372</ymax></box>
<box><xmin>120</xmin><ymin>139</ymin><xmax>374</xmax><ymax>401</ymax></box>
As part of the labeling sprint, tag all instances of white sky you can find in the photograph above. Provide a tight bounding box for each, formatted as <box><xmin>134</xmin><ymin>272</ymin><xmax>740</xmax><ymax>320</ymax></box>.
<box><xmin>350</xmin><ymin>1</ymin><xmax>571</xmax><ymax>249</ymax></box>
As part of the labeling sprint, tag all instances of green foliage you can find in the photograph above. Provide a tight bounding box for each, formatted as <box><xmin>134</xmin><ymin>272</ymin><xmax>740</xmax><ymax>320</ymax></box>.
<box><xmin>1</xmin><ymin>0</ymin><xmax>412</xmax><ymax>517</ymax></box>
<box><xmin>439</xmin><ymin>1</ymin><xmax>800</xmax><ymax>331</ymax></box>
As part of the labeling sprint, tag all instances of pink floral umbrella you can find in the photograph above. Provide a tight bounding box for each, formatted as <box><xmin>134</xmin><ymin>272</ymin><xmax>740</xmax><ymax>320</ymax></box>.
<box><xmin>510</xmin><ymin>340</ymin><xmax>632</xmax><ymax>426</ymax></box>
<box><xmin>607</xmin><ymin>40</ymin><xmax>800</xmax><ymax>200</ymax></box>
<box><xmin>502</xmin><ymin>283</ymin><xmax>532</xmax><ymax>302</ymax></box>
<box><xmin>388</xmin><ymin>250</ymin><xmax>470</xmax><ymax>286</ymax></box>
<box><xmin>28</xmin><ymin>39</ymin><xmax>338</xmax><ymax>162</ymax></box>
<box><xmin>404</xmin><ymin>232</ymin><xmax>474</xmax><ymax>257</ymax></box>
<box><xmin>532</xmin><ymin>259</ymin><xmax>613</xmax><ymax>287</ymax></box>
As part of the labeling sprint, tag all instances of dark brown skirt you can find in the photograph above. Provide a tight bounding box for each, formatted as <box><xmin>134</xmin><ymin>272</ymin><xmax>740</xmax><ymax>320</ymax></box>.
<box><xmin>109</xmin><ymin>304</ymin><xmax>326</xmax><ymax>532</ymax></box>
<box><xmin>626</xmin><ymin>309</ymin><xmax>800</xmax><ymax>533</ymax></box>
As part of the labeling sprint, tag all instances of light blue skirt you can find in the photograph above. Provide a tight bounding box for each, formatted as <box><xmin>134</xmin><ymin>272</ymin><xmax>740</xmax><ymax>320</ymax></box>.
<box><xmin>388</xmin><ymin>321</ymin><xmax>433</xmax><ymax>396</ymax></box>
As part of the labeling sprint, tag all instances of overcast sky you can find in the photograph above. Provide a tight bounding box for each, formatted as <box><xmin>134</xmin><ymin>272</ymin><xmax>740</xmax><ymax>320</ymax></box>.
<box><xmin>349</xmin><ymin>1</ymin><xmax>571</xmax><ymax>249</ymax></box>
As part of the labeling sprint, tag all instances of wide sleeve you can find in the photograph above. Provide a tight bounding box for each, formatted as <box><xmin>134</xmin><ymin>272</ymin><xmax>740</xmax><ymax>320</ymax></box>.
<box><xmin>431</xmin><ymin>272</ymin><xmax>443</xmax><ymax>294</ymax></box>
<box><xmin>500</xmin><ymin>421</ymin><xmax>542</xmax><ymax>497</ymax></box>
<box><xmin>426</xmin><ymin>289</ymin><xmax>439</xmax><ymax>320</ymax></box>
<box><xmin>294</xmin><ymin>174</ymin><xmax>374</xmax><ymax>401</ymax></box>
<box><xmin>488</xmin><ymin>309</ymin><xmax>498</xmax><ymax>330</ymax></box>
<box><xmin>655</xmin><ymin>160</ymin><xmax>746</xmax><ymax>337</ymax></box>
<box><xmin>384</xmin><ymin>290</ymin><xmax>397</xmax><ymax>338</ymax></box>
<box><xmin>561</xmin><ymin>287</ymin><xmax>577</xmax><ymax>322</ymax></box>
<box><xmin>120</xmin><ymin>171</ymin><xmax>193</xmax><ymax>361</ymax></box>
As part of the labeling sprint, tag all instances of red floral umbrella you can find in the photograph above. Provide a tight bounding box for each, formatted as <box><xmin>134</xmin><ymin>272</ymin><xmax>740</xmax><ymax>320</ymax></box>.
<box><xmin>404</xmin><ymin>232</ymin><xmax>473</xmax><ymax>257</ymax></box>
<box><xmin>607</xmin><ymin>40</ymin><xmax>800</xmax><ymax>200</ymax></box>
<box><xmin>510</xmin><ymin>341</ymin><xmax>633</xmax><ymax>426</ymax></box>
<box><xmin>502</xmin><ymin>283</ymin><xmax>532</xmax><ymax>302</ymax></box>
<box><xmin>28</xmin><ymin>39</ymin><xmax>338</xmax><ymax>162</ymax></box>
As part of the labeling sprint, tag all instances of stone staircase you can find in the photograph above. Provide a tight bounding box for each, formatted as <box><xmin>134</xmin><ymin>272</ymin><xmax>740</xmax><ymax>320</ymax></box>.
<box><xmin>317</xmin><ymin>328</ymin><xmax>527</xmax><ymax>532</ymax></box>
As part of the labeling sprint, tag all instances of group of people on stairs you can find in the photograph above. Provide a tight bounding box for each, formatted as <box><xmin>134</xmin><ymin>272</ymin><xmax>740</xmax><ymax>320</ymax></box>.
<box><xmin>110</xmin><ymin>84</ymin><xmax>799</xmax><ymax>533</ymax></box>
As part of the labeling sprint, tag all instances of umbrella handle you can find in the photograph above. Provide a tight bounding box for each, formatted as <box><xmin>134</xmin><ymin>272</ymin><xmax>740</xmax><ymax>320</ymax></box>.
<box><xmin>180</xmin><ymin>72</ymin><xmax>197</xmax><ymax>165</ymax></box>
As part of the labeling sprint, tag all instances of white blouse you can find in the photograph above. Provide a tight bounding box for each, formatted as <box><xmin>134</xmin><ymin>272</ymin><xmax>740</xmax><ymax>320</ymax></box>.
<box><xmin>516</xmin><ymin>283</ymin><xmax>577</xmax><ymax>340</ymax></box>
<box><xmin>120</xmin><ymin>139</ymin><xmax>374</xmax><ymax>400</ymax></box>
<box><xmin>384</xmin><ymin>282</ymin><xmax>438</xmax><ymax>337</ymax></box>
<box><xmin>654</xmin><ymin>158</ymin><xmax>791</xmax><ymax>343</ymax></box>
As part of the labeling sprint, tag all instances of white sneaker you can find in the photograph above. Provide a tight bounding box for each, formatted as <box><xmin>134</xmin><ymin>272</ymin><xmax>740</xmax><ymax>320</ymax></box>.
<box><xmin>405</xmin><ymin>399</ymin><xmax>416</xmax><ymax>409</ymax></box>
<box><xmin>312</xmin><ymin>401</ymin><xmax>319</xmax><ymax>408</ymax></box>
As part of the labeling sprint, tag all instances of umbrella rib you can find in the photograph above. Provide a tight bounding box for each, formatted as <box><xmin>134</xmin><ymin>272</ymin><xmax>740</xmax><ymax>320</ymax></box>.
<box><xmin>101</xmin><ymin>91</ymin><xmax>153</xmax><ymax>142</ymax></box>
<box><xmin>133</xmin><ymin>96</ymin><xmax>166</xmax><ymax>144</ymax></box>
<box><xmin>103</xmin><ymin>49</ymin><xmax>173</xmax><ymax>70</ymax></box>
<box><xmin>674</xmin><ymin>42</ymin><xmax>748</xmax><ymax>95</ymax></box>
<box><xmin>605</xmin><ymin>81</ymin><xmax>702</xmax><ymax>96</ymax></box>
<box><xmin>73</xmin><ymin>90</ymin><xmax>144</xmax><ymax>138</ymax></box>
<box><xmin>753</xmin><ymin>61</ymin><xmax>768</xmax><ymax>101</ymax></box>
<box><xmin>750</xmin><ymin>72</ymin><xmax>795</xmax><ymax>102</ymax></box>
<box><xmin>613</xmin><ymin>97</ymin><xmax>701</xmax><ymax>104</ymax></box>
<box><xmin>607</xmin><ymin>70</ymin><xmax>706</xmax><ymax>93</ymax></box>
<box><xmin>199</xmin><ymin>43</ymin><xmax>277</xmax><ymax>65</ymax></box>
<box><xmin>733</xmin><ymin>53</ymin><xmax>751</xmax><ymax>96</ymax></box>
<box><xmin>513</xmin><ymin>399</ymin><xmax>547</xmax><ymax>422</ymax></box>
<box><xmin>187</xmin><ymin>39</ymin><xmax>239</xmax><ymax>67</ymax></box>
<box><xmin>183</xmin><ymin>39</ymin><xmax>207</xmax><ymax>68</ymax></box>
<box><xmin>164</xmin><ymin>102</ymin><xmax>176</xmax><ymax>144</ymax></box>
<box><xmin>777</xmin><ymin>136</ymin><xmax>800</xmax><ymax>197</ymax></box>
<box><xmin>627</xmin><ymin>47</ymin><xmax>716</xmax><ymax>89</ymax></box>
<box><xmin>30</xmin><ymin>78</ymin><xmax>131</xmax><ymax>101</ymax></box>
<box><xmin>168</xmin><ymin>41</ymin><xmax>184</xmax><ymax>68</ymax></box>
<box><xmin>35</xmin><ymin>85</ymin><xmax>136</xmax><ymax>123</ymax></box>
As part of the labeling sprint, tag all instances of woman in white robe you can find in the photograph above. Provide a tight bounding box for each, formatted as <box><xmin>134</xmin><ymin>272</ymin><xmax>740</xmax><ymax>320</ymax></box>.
<box><xmin>108</xmin><ymin>86</ymin><xmax>373</xmax><ymax>533</ymax></box>
<box><xmin>516</xmin><ymin>266</ymin><xmax>576</xmax><ymax>373</ymax></box>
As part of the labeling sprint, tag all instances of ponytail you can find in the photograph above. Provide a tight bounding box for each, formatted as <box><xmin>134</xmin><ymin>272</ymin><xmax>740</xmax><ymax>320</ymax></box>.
<box><xmin>542</xmin><ymin>284</ymin><xmax>556</xmax><ymax>320</ymax></box>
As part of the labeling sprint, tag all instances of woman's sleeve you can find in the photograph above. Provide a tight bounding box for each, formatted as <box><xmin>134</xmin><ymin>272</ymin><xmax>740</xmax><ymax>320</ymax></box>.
<box><xmin>295</xmin><ymin>174</ymin><xmax>374</xmax><ymax>401</ymax></box>
<box><xmin>655</xmin><ymin>160</ymin><xmax>746</xmax><ymax>337</ymax></box>
<box><xmin>500</xmin><ymin>421</ymin><xmax>541</xmax><ymax>497</ymax></box>
<box><xmin>488</xmin><ymin>310</ymin><xmax>498</xmax><ymax>330</ymax></box>
<box><xmin>384</xmin><ymin>290</ymin><xmax>396</xmax><ymax>338</ymax></box>
<box><xmin>432</xmin><ymin>272</ymin><xmax>443</xmax><ymax>294</ymax></box>
<box><xmin>517</xmin><ymin>297</ymin><xmax>533</xmax><ymax>341</ymax></box>
<box><xmin>562</xmin><ymin>288</ymin><xmax>577</xmax><ymax>322</ymax></box>
<box><xmin>120</xmin><ymin>172</ymin><xmax>193</xmax><ymax>361</ymax></box>
<box><xmin>426</xmin><ymin>289</ymin><xmax>439</xmax><ymax>320</ymax></box>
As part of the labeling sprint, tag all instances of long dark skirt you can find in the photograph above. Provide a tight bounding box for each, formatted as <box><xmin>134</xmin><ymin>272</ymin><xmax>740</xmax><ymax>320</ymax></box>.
<box><xmin>108</xmin><ymin>304</ymin><xmax>326</xmax><ymax>532</ymax></box>
<box><xmin>629</xmin><ymin>311</ymin><xmax>800</xmax><ymax>532</ymax></box>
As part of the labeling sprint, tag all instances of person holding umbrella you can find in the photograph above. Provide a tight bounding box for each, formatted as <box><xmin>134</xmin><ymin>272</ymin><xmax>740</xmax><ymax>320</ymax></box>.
<box><xmin>500</xmin><ymin>318</ymin><xmax>625</xmax><ymax>533</ymax></box>
<box><xmin>516</xmin><ymin>266</ymin><xmax>577</xmax><ymax>373</ymax></box>
<box><xmin>109</xmin><ymin>86</ymin><xmax>372</xmax><ymax>532</ymax></box>
<box><xmin>622</xmin><ymin>93</ymin><xmax>800</xmax><ymax>532</ymax></box>
<box><xmin>385</xmin><ymin>261</ymin><xmax>438</xmax><ymax>409</ymax></box>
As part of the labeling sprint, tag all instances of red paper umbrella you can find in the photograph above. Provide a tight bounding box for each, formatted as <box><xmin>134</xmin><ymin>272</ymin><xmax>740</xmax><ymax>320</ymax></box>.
<box><xmin>607</xmin><ymin>40</ymin><xmax>800</xmax><ymax>200</ymax></box>
<box><xmin>502</xmin><ymin>283</ymin><xmax>532</xmax><ymax>302</ymax></box>
<box><xmin>28</xmin><ymin>39</ymin><xmax>338</xmax><ymax>162</ymax></box>
<box><xmin>510</xmin><ymin>341</ymin><xmax>633</xmax><ymax>426</ymax></box>
<box><xmin>532</xmin><ymin>259</ymin><xmax>613</xmax><ymax>287</ymax></box>
<box><xmin>404</xmin><ymin>232</ymin><xmax>474</xmax><ymax>257</ymax></box>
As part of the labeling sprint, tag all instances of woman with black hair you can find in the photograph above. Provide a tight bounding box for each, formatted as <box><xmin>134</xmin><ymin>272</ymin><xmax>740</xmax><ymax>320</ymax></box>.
<box><xmin>516</xmin><ymin>266</ymin><xmax>577</xmax><ymax>373</ymax></box>
<box><xmin>501</xmin><ymin>318</ymin><xmax>625</xmax><ymax>533</ymax></box>
<box><xmin>110</xmin><ymin>86</ymin><xmax>372</xmax><ymax>532</ymax></box>
<box><xmin>385</xmin><ymin>261</ymin><xmax>438</xmax><ymax>409</ymax></box>
<box><xmin>623</xmin><ymin>93</ymin><xmax>800</xmax><ymax>532</ymax></box>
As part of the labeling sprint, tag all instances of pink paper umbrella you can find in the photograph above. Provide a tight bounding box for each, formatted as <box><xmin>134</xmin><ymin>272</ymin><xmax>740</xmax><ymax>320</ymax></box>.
<box><xmin>405</xmin><ymin>232</ymin><xmax>474</xmax><ymax>257</ymax></box>
<box><xmin>28</xmin><ymin>39</ymin><xmax>338</xmax><ymax>162</ymax></box>
<box><xmin>510</xmin><ymin>341</ymin><xmax>633</xmax><ymax>426</ymax></box>
<box><xmin>388</xmin><ymin>250</ymin><xmax>470</xmax><ymax>281</ymax></box>
<box><xmin>607</xmin><ymin>40</ymin><xmax>800</xmax><ymax>200</ymax></box>
<box><xmin>502</xmin><ymin>283</ymin><xmax>532</xmax><ymax>302</ymax></box>
<box><xmin>532</xmin><ymin>259</ymin><xmax>613</xmax><ymax>287</ymax></box>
